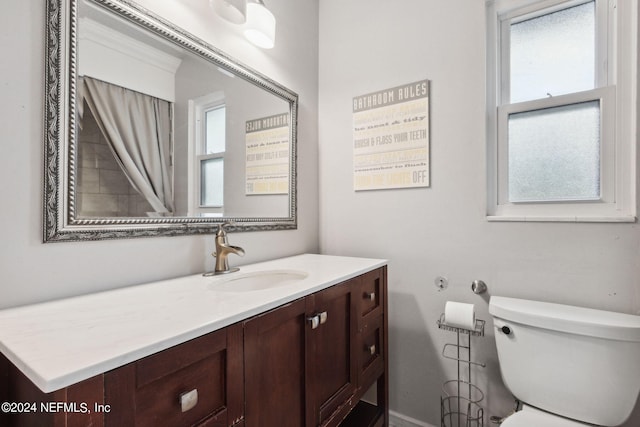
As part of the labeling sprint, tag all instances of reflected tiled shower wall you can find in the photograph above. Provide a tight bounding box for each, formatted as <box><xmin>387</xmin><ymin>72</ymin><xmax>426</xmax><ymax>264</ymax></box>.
<box><xmin>77</xmin><ymin>106</ymin><xmax>153</xmax><ymax>217</ymax></box>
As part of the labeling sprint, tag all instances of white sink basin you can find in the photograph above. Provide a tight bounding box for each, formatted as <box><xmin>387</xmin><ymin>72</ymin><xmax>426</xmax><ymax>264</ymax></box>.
<box><xmin>209</xmin><ymin>270</ymin><xmax>308</xmax><ymax>292</ymax></box>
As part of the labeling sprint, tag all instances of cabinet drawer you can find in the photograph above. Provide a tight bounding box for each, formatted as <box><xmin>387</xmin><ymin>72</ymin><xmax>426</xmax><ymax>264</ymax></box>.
<box><xmin>358</xmin><ymin>268</ymin><xmax>384</xmax><ymax>326</ymax></box>
<box><xmin>359</xmin><ymin>315</ymin><xmax>384</xmax><ymax>390</ymax></box>
<box><xmin>105</xmin><ymin>329</ymin><xmax>233</xmax><ymax>427</ymax></box>
<box><xmin>134</xmin><ymin>354</ymin><xmax>225</xmax><ymax>427</ymax></box>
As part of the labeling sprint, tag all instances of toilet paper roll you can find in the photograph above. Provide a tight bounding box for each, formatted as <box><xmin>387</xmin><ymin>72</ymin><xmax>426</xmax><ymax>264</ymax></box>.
<box><xmin>444</xmin><ymin>301</ymin><xmax>476</xmax><ymax>330</ymax></box>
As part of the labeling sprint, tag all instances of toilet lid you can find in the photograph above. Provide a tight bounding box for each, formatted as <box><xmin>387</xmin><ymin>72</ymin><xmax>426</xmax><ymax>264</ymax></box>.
<box><xmin>501</xmin><ymin>405</ymin><xmax>589</xmax><ymax>427</ymax></box>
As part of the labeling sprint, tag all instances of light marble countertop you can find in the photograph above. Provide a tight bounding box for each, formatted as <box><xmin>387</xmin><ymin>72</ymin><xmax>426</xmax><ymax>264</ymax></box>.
<box><xmin>0</xmin><ymin>253</ymin><xmax>386</xmax><ymax>393</ymax></box>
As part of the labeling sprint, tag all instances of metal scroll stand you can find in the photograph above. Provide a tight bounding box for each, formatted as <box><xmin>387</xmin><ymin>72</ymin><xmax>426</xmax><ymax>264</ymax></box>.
<box><xmin>437</xmin><ymin>316</ymin><xmax>485</xmax><ymax>427</ymax></box>
<box><xmin>437</xmin><ymin>281</ymin><xmax>487</xmax><ymax>427</ymax></box>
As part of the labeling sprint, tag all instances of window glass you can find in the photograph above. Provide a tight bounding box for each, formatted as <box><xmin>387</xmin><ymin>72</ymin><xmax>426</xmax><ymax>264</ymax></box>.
<box><xmin>201</xmin><ymin>158</ymin><xmax>224</xmax><ymax>206</ymax></box>
<box><xmin>205</xmin><ymin>107</ymin><xmax>226</xmax><ymax>154</ymax></box>
<box><xmin>510</xmin><ymin>1</ymin><xmax>595</xmax><ymax>103</ymax></box>
<box><xmin>508</xmin><ymin>100</ymin><xmax>601</xmax><ymax>202</ymax></box>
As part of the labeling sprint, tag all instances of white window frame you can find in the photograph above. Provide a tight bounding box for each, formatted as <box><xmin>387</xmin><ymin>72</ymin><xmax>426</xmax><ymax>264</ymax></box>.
<box><xmin>188</xmin><ymin>92</ymin><xmax>226</xmax><ymax>217</ymax></box>
<box><xmin>486</xmin><ymin>0</ymin><xmax>636</xmax><ymax>222</ymax></box>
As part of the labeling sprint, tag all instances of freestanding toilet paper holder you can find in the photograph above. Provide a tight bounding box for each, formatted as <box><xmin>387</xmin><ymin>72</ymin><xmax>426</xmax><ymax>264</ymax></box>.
<box><xmin>437</xmin><ymin>314</ymin><xmax>486</xmax><ymax>427</ymax></box>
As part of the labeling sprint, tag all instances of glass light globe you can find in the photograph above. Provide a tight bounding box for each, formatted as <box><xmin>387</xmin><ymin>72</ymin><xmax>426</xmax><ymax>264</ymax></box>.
<box><xmin>210</xmin><ymin>0</ymin><xmax>246</xmax><ymax>25</ymax></box>
<box><xmin>244</xmin><ymin>0</ymin><xmax>276</xmax><ymax>49</ymax></box>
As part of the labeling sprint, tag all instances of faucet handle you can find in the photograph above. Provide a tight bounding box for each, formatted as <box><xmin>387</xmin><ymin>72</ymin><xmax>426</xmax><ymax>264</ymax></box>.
<box><xmin>217</xmin><ymin>221</ymin><xmax>235</xmax><ymax>236</ymax></box>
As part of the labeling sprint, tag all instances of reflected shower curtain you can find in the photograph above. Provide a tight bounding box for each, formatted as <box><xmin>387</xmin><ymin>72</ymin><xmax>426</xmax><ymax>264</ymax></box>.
<box><xmin>81</xmin><ymin>77</ymin><xmax>174</xmax><ymax>215</ymax></box>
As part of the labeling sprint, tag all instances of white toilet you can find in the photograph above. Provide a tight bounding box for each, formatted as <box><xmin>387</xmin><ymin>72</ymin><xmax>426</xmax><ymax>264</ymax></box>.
<box><xmin>489</xmin><ymin>296</ymin><xmax>640</xmax><ymax>427</ymax></box>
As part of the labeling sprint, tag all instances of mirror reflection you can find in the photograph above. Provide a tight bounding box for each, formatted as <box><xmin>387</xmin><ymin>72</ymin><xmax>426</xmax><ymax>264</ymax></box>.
<box><xmin>44</xmin><ymin>0</ymin><xmax>298</xmax><ymax>241</ymax></box>
<box><xmin>70</xmin><ymin>0</ymin><xmax>294</xmax><ymax>222</ymax></box>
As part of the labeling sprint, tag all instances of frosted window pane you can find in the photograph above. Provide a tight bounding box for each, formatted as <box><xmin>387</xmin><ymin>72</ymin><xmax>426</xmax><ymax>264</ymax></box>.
<box><xmin>510</xmin><ymin>1</ymin><xmax>595</xmax><ymax>103</ymax></box>
<box><xmin>205</xmin><ymin>107</ymin><xmax>226</xmax><ymax>154</ymax></box>
<box><xmin>508</xmin><ymin>101</ymin><xmax>600</xmax><ymax>202</ymax></box>
<box><xmin>201</xmin><ymin>158</ymin><xmax>224</xmax><ymax>206</ymax></box>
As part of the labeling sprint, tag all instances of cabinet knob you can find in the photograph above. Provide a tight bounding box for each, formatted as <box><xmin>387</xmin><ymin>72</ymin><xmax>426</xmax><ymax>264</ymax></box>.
<box><xmin>368</xmin><ymin>344</ymin><xmax>376</xmax><ymax>355</ymax></box>
<box><xmin>319</xmin><ymin>311</ymin><xmax>328</xmax><ymax>325</ymax></box>
<box><xmin>307</xmin><ymin>315</ymin><xmax>320</xmax><ymax>329</ymax></box>
<box><xmin>364</xmin><ymin>292</ymin><xmax>375</xmax><ymax>301</ymax></box>
<box><xmin>179</xmin><ymin>389</ymin><xmax>198</xmax><ymax>412</ymax></box>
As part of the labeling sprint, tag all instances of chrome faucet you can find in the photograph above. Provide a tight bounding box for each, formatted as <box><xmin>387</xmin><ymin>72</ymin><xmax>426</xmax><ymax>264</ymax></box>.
<box><xmin>204</xmin><ymin>222</ymin><xmax>245</xmax><ymax>276</ymax></box>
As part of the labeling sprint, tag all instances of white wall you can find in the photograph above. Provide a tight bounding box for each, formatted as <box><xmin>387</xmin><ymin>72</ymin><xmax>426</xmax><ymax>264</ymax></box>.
<box><xmin>318</xmin><ymin>0</ymin><xmax>640</xmax><ymax>425</ymax></box>
<box><xmin>0</xmin><ymin>0</ymin><xmax>319</xmax><ymax>309</ymax></box>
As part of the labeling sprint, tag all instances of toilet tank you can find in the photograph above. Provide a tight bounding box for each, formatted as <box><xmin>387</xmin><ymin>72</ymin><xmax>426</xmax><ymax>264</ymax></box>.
<box><xmin>489</xmin><ymin>296</ymin><xmax>640</xmax><ymax>427</ymax></box>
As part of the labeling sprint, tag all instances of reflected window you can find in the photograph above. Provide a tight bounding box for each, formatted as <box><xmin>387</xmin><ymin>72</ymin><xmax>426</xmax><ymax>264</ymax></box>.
<box><xmin>199</xmin><ymin>105</ymin><xmax>226</xmax><ymax>207</ymax></box>
<box><xmin>189</xmin><ymin>92</ymin><xmax>226</xmax><ymax>216</ymax></box>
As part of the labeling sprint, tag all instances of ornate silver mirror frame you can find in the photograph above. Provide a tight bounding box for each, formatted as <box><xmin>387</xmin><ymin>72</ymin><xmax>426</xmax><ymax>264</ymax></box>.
<box><xmin>43</xmin><ymin>0</ymin><xmax>298</xmax><ymax>242</ymax></box>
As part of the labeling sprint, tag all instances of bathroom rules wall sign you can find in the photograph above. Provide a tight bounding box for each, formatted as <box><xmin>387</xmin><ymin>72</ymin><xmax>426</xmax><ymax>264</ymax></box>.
<box><xmin>245</xmin><ymin>113</ymin><xmax>290</xmax><ymax>195</ymax></box>
<box><xmin>353</xmin><ymin>79</ymin><xmax>430</xmax><ymax>191</ymax></box>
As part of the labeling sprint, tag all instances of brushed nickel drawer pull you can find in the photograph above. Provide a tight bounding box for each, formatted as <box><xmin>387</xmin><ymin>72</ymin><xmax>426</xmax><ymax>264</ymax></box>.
<box><xmin>368</xmin><ymin>344</ymin><xmax>376</xmax><ymax>355</ymax></box>
<box><xmin>364</xmin><ymin>292</ymin><xmax>375</xmax><ymax>301</ymax></box>
<box><xmin>308</xmin><ymin>315</ymin><xmax>320</xmax><ymax>329</ymax></box>
<box><xmin>180</xmin><ymin>389</ymin><xmax>198</xmax><ymax>412</ymax></box>
<box><xmin>319</xmin><ymin>311</ymin><xmax>328</xmax><ymax>325</ymax></box>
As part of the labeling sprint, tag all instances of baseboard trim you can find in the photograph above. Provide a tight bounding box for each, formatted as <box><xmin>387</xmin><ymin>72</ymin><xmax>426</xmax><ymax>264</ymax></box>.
<box><xmin>389</xmin><ymin>410</ymin><xmax>437</xmax><ymax>427</ymax></box>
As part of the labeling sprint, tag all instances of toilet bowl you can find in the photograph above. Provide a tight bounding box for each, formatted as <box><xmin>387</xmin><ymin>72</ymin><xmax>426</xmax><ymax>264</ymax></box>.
<box><xmin>489</xmin><ymin>296</ymin><xmax>640</xmax><ymax>427</ymax></box>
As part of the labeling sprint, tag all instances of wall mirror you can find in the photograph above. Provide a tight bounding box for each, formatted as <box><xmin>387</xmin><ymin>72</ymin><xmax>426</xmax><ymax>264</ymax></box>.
<box><xmin>44</xmin><ymin>0</ymin><xmax>298</xmax><ymax>242</ymax></box>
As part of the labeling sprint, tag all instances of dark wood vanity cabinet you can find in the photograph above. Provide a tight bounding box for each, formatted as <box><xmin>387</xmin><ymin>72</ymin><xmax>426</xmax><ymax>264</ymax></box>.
<box><xmin>244</xmin><ymin>266</ymin><xmax>388</xmax><ymax>427</ymax></box>
<box><xmin>244</xmin><ymin>276</ymin><xmax>360</xmax><ymax>427</ymax></box>
<box><xmin>0</xmin><ymin>267</ymin><xmax>388</xmax><ymax>427</ymax></box>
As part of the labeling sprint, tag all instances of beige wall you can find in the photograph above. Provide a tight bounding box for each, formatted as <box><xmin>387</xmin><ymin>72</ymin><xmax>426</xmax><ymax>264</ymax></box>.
<box><xmin>318</xmin><ymin>0</ymin><xmax>640</xmax><ymax>425</ymax></box>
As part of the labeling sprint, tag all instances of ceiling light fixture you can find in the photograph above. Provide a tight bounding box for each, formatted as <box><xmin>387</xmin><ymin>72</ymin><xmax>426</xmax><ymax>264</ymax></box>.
<box><xmin>244</xmin><ymin>0</ymin><xmax>276</xmax><ymax>49</ymax></box>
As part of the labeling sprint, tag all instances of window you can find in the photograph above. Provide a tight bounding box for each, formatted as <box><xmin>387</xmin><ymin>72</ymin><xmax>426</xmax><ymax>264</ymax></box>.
<box><xmin>188</xmin><ymin>92</ymin><xmax>226</xmax><ymax>216</ymax></box>
<box><xmin>486</xmin><ymin>0</ymin><xmax>636</xmax><ymax>221</ymax></box>
<box><xmin>199</xmin><ymin>106</ymin><xmax>226</xmax><ymax>208</ymax></box>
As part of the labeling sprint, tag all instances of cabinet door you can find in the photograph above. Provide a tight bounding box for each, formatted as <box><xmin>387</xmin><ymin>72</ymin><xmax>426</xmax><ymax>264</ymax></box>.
<box><xmin>104</xmin><ymin>325</ymin><xmax>243</xmax><ymax>427</ymax></box>
<box><xmin>244</xmin><ymin>298</ymin><xmax>314</xmax><ymax>427</ymax></box>
<box><xmin>309</xmin><ymin>277</ymin><xmax>358</xmax><ymax>426</ymax></box>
